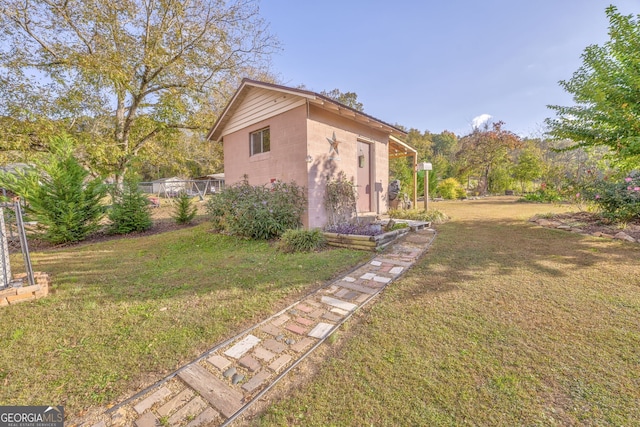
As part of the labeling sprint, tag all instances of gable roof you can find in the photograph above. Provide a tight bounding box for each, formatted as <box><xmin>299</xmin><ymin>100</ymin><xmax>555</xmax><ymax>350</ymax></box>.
<box><xmin>206</xmin><ymin>79</ymin><xmax>408</xmax><ymax>142</ymax></box>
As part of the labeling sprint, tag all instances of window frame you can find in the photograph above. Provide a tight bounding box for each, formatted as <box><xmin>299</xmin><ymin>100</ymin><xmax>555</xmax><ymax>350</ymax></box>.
<box><xmin>250</xmin><ymin>127</ymin><xmax>270</xmax><ymax>156</ymax></box>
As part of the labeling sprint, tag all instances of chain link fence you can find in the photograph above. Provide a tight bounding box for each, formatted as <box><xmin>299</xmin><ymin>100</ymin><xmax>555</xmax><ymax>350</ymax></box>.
<box><xmin>0</xmin><ymin>202</ymin><xmax>34</xmax><ymax>289</ymax></box>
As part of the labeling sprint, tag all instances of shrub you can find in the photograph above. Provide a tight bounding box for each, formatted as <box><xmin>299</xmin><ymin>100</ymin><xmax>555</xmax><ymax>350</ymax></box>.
<box><xmin>388</xmin><ymin>208</ymin><xmax>449</xmax><ymax>224</ymax></box>
<box><xmin>390</xmin><ymin>222</ymin><xmax>408</xmax><ymax>231</ymax></box>
<box><xmin>277</xmin><ymin>228</ymin><xmax>326</xmax><ymax>253</ymax></box>
<box><xmin>0</xmin><ymin>136</ymin><xmax>107</xmax><ymax>244</ymax></box>
<box><xmin>436</xmin><ymin>178</ymin><xmax>466</xmax><ymax>199</ymax></box>
<box><xmin>519</xmin><ymin>187</ymin><xmax>563</xmax><ymax>203</ymax></box>
<box><xmin>172</xmin><ymin>192</ymin><xmax>197</xmax><ymax>224</ymax></box>
<box><xmin>580</xmin><ymin>173</ymin><xmax>640</xmax><ymax>222</ymax></box>
<box><xmin>324</xmin><ymin>171</ymin><xmax>357</xmax><ymax>226</ymax></box>
<box><xmin>108</xmin><ymin>178</ymin><xmax>153</xmax><ymax>234</ymax></box>
<box><xmin>206</xmin><ymin>178</ymin><xmax>306</xmax><ymax>239</ymax></box>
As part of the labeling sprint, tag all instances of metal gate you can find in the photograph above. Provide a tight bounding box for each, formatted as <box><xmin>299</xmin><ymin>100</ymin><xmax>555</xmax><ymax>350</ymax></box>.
<box><xmin>0</xmin><ymin>201</ymin><xmax>34</xmax><ymax>289</ymax></box>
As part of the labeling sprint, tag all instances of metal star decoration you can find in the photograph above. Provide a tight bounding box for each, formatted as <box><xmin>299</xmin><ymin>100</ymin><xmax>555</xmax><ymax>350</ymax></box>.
<box><xmin>327</xmin><ymin>131</ymin><xmax>341</xmax><ymax>159</ymax></box>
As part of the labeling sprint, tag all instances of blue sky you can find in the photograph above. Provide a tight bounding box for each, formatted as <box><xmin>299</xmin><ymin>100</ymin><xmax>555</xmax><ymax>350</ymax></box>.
<box><xmin>259</xmin><ymin>1</ymin><xmax>637</xmax><ymax>137</ymax></box>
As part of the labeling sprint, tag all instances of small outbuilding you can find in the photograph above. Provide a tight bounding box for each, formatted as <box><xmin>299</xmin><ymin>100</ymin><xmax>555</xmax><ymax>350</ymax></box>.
<box><xmin>206</xmin><ymin>79</ymin><xmax>417</xmax><ymax>228</ymax></box>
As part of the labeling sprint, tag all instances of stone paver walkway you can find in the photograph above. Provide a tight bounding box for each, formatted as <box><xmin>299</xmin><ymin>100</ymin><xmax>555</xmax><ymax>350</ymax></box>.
<box><xmin>77</xmin><ymin>228</ymin><xmax>436</xmax><ymax>427</ymax></box>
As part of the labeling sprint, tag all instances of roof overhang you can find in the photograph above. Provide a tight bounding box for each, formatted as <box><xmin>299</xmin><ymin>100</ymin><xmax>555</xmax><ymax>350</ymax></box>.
<box><xmin>389</xmin><ymin>135</ymin><xmax>417</xmax><ymax>159</ymax></box>
<box><xmin>206</xmin><ymin>78</ymin><xmax>408</xmax><ymax>142</ymax></box>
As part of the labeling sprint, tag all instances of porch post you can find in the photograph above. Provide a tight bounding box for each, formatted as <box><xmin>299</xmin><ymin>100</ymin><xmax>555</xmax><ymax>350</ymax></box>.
<box><xmin>412</xmin><ymin>152</ymin><xmax>418</xmax><ymax>209</ymax></box>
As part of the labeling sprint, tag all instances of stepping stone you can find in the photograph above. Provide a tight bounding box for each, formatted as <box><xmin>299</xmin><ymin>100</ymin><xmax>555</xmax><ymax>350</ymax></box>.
<box><xmin>308</xmin><ymin>308</ymin><xmax>325</xmax><ymax>319</ymax></box>
<box><xmin>322</xmin><ymin>312</ymin><xmax>342</xmax><ymax>322</ymax></box>
<box><xmin>262</xmin><ymin>339</ymin><xmax>287</xmax><ymax>354</ymax></box>
<box><xmin>304</xmin><ymin>300</ymin><xmax>321</xmax><ymax>308</ymax></box>
<box><xmin>272</xmin><ymin>315</ymin><xmax>290</xmax><ymax>327</ymax></box>
<box><xmin>168</xmin><ymin>396</ymin><xmax>208</xmax><ymax>425</ymax></box>
<box><xmin>135</xmin><ymin>412</ymin><xmax>159</xmax><ymax>427</ymax></box>
<box><xmin>224</xmin><ymin>334</ymin><xmax>260</xmax><ymax>359</ymax></box>
<box><xmin>185</xmin><ymin>407</ymin><xmax>219</xmax><ymax>427</ymax></box>
<box><xmin>389</xmin><ymin>266</ymin><xmax>404</xmax><ymax>275</ymax></box>
<box><xmin>373</xmin><ymin>276</ymin><xmax>391</xmax><ymax>284</ymax></box>
<box><xmin>343</xmin><ymin>291</ymin><xmax>360</xmax><ymax>300</ymax></box>
<box><xmin>355</xmin><ymin>294</ymin><xmax>369</xmax><ymax>304</ymax></box>
<box><xmin>335</xmin><ymin>288</ymin><xmax>349</xmax><ymax>298</ymax></box>
<box><xmin>134</xmin><ymin>386</ymin><xmax>172</xmax><ymax>414</ymax></box>
<box><xmin>370</xmin><ymin>260</ymin><xmax>382</xmax><ymax>266</ymax></box>
<box><xmin>342</xmin><ymin>276</ymin><xmax>356</xmax><ymax>282</ymax></box>
<box><xmin>325</xmin><ymin>284</ymin><xmax>339</xmax><ymax>293</ymax></box>
<box><xmin>308</xmin><ymin>322</ymin><xmax>334</xmax><ymax>339</ymax></box>
<box><xmin>157</xmin><ymin>389</ymin><xmax>194</xmax><ymax>417</ymax></box>
<box><xmin>242</xmin><ymin>370</ymin><xmax>271</xmax><ymax>393</ymax></box>
<box><xmin>294</xmin><ymin>316</ymin><xmax>314</xmax><ymax>326</ymax></box>
<box><xmin>239</xmin><ymin>355</ymin><xmax>261</xmax><ymax>372</ymax></box>
<box><xmin>291</xmin><ymin>337</ymin><xmax>314</xmax><ymax>353</ymax></box>
<box><xmin>207</xmin><ymin>355</ymin><xmax>232</xmax><ymax>372</ymax></box>
<box><xmin>321</xmin><ymin>296</ymin><xmax>357</xmax><ymax>312</ymax></box>
<box><xmin>178</xmin><ymin>364</ymin><xmax>243</xmax><ymax>418</ymax></box>
<box><xmin>376</xmin><ymin>258</ymin><xmax>412</xmax><ymax>267</ymax></box>
<box><xmin>261</xmin><ymin>324</ymin><xmax>282</xmax><ymax>336</ymax></box>
<box><xmin>336</xmin><ymin>281</ymin><xmax>377</xmax><ymax>295</ymax></box>
<box><xmin>330</xmin><ymin>307</ymin><xmax>349</xmax><ymax>316</ymax></box>
<box><xmin>268</xmin><ymin>354</ymin><xmax>293</xmax><ymax>373</ymax></box>
<box><xmin>285</xmin><ymin>323</ymin><xmax>308</xmax><ymax>335</ymax></box>
<box><xmin>231</xmin><ymin>373</ymin><xmax>244</xmax><ymax>385</ymax></box>
<box><xmin>295</xmin><ymin>303</ymin><xmax>314</xmax><ymax>313</ymax></box>
<box><xmin>360</xmin><ymin>273</ymin><xmax>376</xmax><ymax>280</ymax></box>
<box><xmin>253</xmin><ymin>346</ymin><xmax>276</xmax><ymax>362</ymax></box>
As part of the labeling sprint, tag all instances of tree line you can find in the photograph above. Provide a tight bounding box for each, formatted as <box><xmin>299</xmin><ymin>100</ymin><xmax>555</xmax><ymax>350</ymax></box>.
<box><xmin>1</xmin><ymin>2</ymin><xmax>638</xmax><ymax>216</ymax></box>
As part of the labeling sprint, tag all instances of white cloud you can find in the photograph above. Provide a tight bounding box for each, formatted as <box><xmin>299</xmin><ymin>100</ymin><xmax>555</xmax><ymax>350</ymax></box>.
<box><xmin>471</xmin><ymin>114</ymin><xmax>492</xmax><ymax>129</ymax></box>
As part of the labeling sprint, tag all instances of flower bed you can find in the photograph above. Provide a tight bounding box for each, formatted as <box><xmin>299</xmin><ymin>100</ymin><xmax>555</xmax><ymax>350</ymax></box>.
<box><xmin>323</xmin><ymin>219</ymin><xmax>431</xmax><ymax>251</ymax></box>
<box><xmin>323</xmin><ymin>227</ymin><xmax>410</xmax><ymax>251</ymax></box>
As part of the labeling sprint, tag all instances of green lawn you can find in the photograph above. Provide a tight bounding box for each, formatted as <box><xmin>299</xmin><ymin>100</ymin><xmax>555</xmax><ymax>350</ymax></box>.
<box><xmin>0</xmin><ymin>223</ymin><xmax>370</xmax><ymax>416</ymax></box>
<box><xmin>259</xmin><ymin>198</ymin><xmax>640</xmax><ymax>426</ymax></box>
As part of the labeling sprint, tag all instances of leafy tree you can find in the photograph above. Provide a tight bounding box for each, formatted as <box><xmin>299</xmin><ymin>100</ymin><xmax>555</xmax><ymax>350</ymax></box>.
<box><xmin>487</xmin><ymin>163</ymin><xmax>513</xmax><ymax>193</ymax></box>
<box><xmin>432</xmin><ymin>131</ymin><xmax>458</xmax><ymax>158</ymax></box>
<box><xmin>320</xmin><ymin>89</ymin><xmax>364</xmax><ymax>112</ymax></box>
<box><xmin>512</xmin><ymin>143</ymin><xmax>544</xmax><ymax>193</ymax></box>
<box><xmin>546</xmin><ymin>5</ymin><xmax>640</xmax><ymax>170</ymax></box>
<box><xmin>134</xmin><ymin>130</ymin><xmax>224</xmax><ymax>180</ymax></box>
<box><xmin>0</xmin><ymin>0</ymin><xmax>278</xmax><ymax>182</ymax></box>
<box><xmin>432</xmin><ymin>130</ymin><xmax>459</xmax><ymax>180</ymax></box>
<box><xmin>456</xmin><ymin>121</ymin><xmax>522</xmax><ymax>195</ymax></box>
<box><xmin>405</xmin><ymin>128</ymin><xmax>433</xmax><ymax>161</ymax></box>
<box><xmin>0</xmin><ymin>136</ymin><xmax>107</xmax><ymax>244</ymax></box>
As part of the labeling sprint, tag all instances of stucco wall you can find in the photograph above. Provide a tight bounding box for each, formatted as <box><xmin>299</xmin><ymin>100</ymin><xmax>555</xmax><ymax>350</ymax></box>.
<box><xmin>222</xmin><ymin>105</ymin><xmax>310</xmax><ymax>224</ymax></box>
<box><xmin>221</xmin><ymin>101</ymin><xmax>391</xmax><ymax>230</ymax></box>
<box><xmin>306</xmin><ymin>105</ymin><xmax>390</xmax><ymax>228</ymax></box>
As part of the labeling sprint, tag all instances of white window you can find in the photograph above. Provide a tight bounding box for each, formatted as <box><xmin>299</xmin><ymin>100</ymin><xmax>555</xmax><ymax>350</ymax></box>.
<box><xmin>250</xmin><ymin>127</ymin><xmax>270</xmax><ymax>156</ymax></box>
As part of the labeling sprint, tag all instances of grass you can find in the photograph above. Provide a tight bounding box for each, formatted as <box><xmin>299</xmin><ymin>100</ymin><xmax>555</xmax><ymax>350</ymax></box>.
<box><xmin>259</xmin><ymin>197</ymin><xmax>640</xmax><ymax>426</ymax></box>
<box><xmin>0</xmin><ymin>221</ymin><xmax>370</xmax><ymax>416</ymax></box>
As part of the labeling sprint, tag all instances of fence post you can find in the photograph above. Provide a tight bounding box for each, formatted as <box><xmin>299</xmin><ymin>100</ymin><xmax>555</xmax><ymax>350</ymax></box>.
<box><xmin>0</xmin><ymin>207</ymin><xmax>10</xmax><ymax>288</ymax></box>
<box><xmin>15</xmin><ymin>202</ymin><xmax>34</xmax><ymax>286</ymax></box>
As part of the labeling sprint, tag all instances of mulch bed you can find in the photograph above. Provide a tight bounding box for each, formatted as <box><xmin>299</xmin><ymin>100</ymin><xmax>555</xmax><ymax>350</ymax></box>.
<box><xmin>26</xmin><ymin>217</ymin><xmax>209</xmax><ymax>252</ymax></box>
